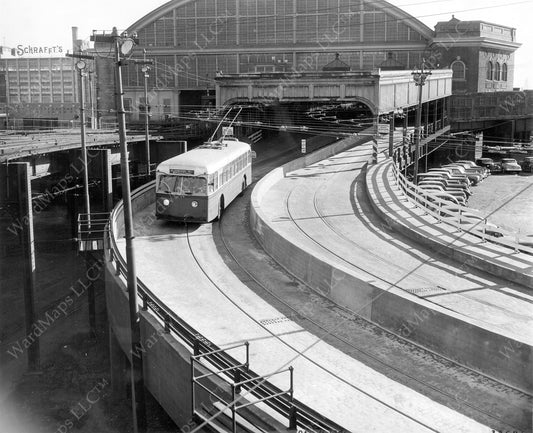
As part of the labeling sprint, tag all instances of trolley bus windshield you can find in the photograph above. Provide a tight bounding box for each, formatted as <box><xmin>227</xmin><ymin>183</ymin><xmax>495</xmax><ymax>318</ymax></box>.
<box><xmin>157</xmin><ymin>174</ymin><xmax>207</xmax><ymax>195</ymax></box>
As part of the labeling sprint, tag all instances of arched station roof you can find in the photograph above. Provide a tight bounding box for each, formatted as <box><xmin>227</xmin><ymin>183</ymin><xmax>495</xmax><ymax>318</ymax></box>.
<box><xmin>127</xmin><ymin>0</ymin><xmax>434</xmax><ymax>44</ymax></box>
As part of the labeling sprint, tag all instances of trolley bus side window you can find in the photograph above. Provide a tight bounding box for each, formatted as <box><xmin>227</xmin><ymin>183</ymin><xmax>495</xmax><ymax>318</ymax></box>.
<box><xmin>218</xmin><ymin>150</ymin><xmax>249</xmax><ymax>188</ymax></box>
<box><xmin>208</xmin><ymin>172</ymin><xmax>218</xmax><ymax>193</ymax></box>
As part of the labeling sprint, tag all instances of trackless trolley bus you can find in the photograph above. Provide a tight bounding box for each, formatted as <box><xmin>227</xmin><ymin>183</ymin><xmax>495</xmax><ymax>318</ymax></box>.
<box><xmin>155</xmin><ymin>133</ymin><xmax>252</xmax><ymax>222</ymax></box>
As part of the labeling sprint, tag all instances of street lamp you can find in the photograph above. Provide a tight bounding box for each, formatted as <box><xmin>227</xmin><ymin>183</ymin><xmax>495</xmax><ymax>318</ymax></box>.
<box><xmin>113</xmin><ymin>29</ymin><xmax>148</xmax><ymax>433</ymax></box>
<box><xmin>75</xmin><ymin>59</ymin><xmax>91</xmax><ymax>223</ymax></box>
<box><xmin>412</xmin><ymin>61</ymin><xmax>431</xmax><ymax>184</ymax></box>
<box><xmin>141</xmin><ymin>63</ymin><xmax>151</xmax><ymax>179</ymax></box>
<box><xmin>91</xmin><ymin>27</ymin><xmax>147</xmax><ymax>433</ymax></box>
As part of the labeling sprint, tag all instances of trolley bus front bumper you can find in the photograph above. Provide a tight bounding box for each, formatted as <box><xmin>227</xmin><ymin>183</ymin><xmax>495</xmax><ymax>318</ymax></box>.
<box><xmin>156</xmin><ymin>194</ymin><xmax>209</xmax><ymax>222</ymax></box>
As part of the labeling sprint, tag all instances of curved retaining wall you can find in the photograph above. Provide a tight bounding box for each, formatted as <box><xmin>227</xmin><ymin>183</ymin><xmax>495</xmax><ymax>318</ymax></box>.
<box><xmin>249</xmin><ymin>143</ymin><xmax>532</xmax><ymax>394</ymax></box>
<box><xmin>106</xmin><ymin>183</ymin><xmax>287</xmax><ymax>431</ymax></box>
<box><xmin>106</xmin><ymin>183</ymin><xmax>219</xmax><ymax>428</ymax></box>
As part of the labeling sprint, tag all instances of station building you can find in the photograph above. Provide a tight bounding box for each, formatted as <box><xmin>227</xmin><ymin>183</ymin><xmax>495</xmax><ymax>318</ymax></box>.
<box><xmin>88</xmin><ymin>0</ymin><xmax>522</xmax><ymax>125</ymax></box>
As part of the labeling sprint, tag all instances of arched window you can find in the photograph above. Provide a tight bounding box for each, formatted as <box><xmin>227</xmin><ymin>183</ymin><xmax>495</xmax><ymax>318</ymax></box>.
<box><xmin>451</xmin><ymin>60</ymin><xmax>466</xmax><ymax>80</ymax></box>
<box><xmin>495</xmin><ymin>62</ymin><xmax>501</xmax><ymax>81</ymax></box>
<box><xmin>502</xmin><ymin>63</ymin><xmax>508</xmax><ymax>81</ymax></box>
<box><xmin>487</xmin><ymin>61</ymin><xmax>494</xmax><ymax>80</ymax></box>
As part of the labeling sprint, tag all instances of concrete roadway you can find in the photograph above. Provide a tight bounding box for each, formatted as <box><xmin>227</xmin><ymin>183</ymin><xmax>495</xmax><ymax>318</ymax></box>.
<box><xmin>119</xmin><ymin>134</ymin><xmax>529</xmax><ymax>431</ymax></box>
<box><xmin>258</xmin><ymin>147</ymin><xmax>533</xmax><ymax>344</ymax></box>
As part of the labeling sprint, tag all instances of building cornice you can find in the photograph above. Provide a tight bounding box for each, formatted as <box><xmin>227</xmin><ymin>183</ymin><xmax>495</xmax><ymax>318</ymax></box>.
<box><xmin>431</xmin><ymin>37</ymin><xmax>521</xmax><ymax>52</ymax></box>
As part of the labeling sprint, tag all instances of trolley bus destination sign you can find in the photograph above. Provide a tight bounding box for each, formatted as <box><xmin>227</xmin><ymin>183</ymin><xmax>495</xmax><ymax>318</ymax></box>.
<box><xmin>169</xmin><ymin>169</ymin><xmax>195</xmax><ymax>175</ymax></box>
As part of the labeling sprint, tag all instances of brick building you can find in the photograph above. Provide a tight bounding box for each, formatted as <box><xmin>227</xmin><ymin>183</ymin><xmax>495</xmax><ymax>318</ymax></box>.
<box><xmin>431</xmin><ymin>16</ymin><xmax>520</xmax><ymax>94</ymax></box>
<box><xmin>0</xmin><ymin>29</ymin><xmax>92</xmax><ymax>129</ymax></box>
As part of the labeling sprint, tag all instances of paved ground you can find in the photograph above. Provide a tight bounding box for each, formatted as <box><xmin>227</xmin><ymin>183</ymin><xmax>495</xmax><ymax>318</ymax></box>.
<box><xmin>123</xmin><ymin>134</ymin><xmax>530</xmax><ymax>431</ymax></box>
<box><xmin>468</xmin><ymin>172</ymin><xmax>533</xmax><ymax>234</ymax></box>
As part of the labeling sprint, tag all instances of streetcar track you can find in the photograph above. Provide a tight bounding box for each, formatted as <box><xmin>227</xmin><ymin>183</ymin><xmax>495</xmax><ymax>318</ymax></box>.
<box><xmin>184</xmin><ymin>222</ymin><xmax>440</xmax><ymax>433</ymax></box>
<box><xmin>312</xmin><ymin>170</ymin><xmax>533</xmax><ymax>322</ymax></box>
<box><xmin>284</xmin><ymin>182</ymin><xmax>531</xmax><ymax>396</ymax></box>
<box><xmin>215</xmin><ymin>203</ymin><xmax>530</xmax><ymax>431</ymax></box>
<box><xmin>136</xmin><ymin>139</ymin><xmax>530</xmax><ymax>431</ymax></box>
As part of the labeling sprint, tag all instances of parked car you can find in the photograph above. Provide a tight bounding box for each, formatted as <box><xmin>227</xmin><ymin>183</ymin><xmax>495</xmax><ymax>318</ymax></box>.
<box><xmin>447</xmin><ymin>163</ymin><xmax>487</xmax><ymax>181</ymax></box>
<box><xmin>426</xmin><ymin>169</ymin><xmax>471</xmax><ymax>185</ymax></box>
<box><xmin>455</xmin><ymin>160</ymin><xmax>490</xmax><ymax>178</ymax></box>
<box><xmin>441</xmin><ymin>165</ymin><xmax>482</xmax><ymax>185</ymax></box>
<box><xmin>417</xmin><ymin>178</ymin><xmax>471</xmax><ymax>197</ymax></box>
<box><xmin>500</xmin><ymin>158</ymin><xmax>522</xmax><ymax>174</ymax></box>
<box><xmin>417</xmin><ymin>181</ymin><xmax>468</xmax><ymax>202</ymax></box>
<box><xmin>427</xmin><ymin>192</ymin><xmax>465</xmax><ymax>206</ymax></box>
<box><xmin>475</xmin><ymin>157</ymin><xmax>502</xmax><ymax>174</ymax></box>
<box><xmin>520</xmin><ymin>156</ymin><xmax>533</xmax><ymax>173</ymax></box>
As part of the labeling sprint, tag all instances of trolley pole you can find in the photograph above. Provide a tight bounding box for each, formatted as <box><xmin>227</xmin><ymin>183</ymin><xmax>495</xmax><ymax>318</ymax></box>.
<box><xmin>92</xmin><ymin>28</ymin><xmax>147</xmax><ymax>433</ymax></box>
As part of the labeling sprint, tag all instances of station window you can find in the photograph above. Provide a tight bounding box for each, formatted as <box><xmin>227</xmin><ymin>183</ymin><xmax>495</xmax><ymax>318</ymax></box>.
<box><xmin>451</xmin><ymin>60</ymin><xmax>466</xmax><ymax>80</ymax></box>
<box><xmin>495</xmin><ymin>62</ymin><xmax>501</xmax><ymax>81</ymax></box>
<box><xmin>501</xmin><ymin>63</ymin><xmax>508</xmax><ymax>81</ymax></box>
<box><xmin>486</xmin><ymin>61</ymin><xmax>494</xmax><ymax>80</ymax></box>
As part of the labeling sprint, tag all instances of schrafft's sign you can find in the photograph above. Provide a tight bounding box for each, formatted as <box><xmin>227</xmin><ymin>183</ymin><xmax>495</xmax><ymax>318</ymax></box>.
<box><xmin>14</xmin><ymin>45</ymin><xmax>64</xmax><ymax>56</ymax></box>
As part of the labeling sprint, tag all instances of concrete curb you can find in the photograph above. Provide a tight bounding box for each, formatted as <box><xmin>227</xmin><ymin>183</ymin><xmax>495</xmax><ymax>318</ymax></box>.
<box><xmin>366</xmin><ymin>160</ymin><xmax>533</xmax><ymax>288</ymax></box>
<box><xmin>249</xmin><ymin>143</ymin><xmax>532</xmax><ymax>393</ymax></box>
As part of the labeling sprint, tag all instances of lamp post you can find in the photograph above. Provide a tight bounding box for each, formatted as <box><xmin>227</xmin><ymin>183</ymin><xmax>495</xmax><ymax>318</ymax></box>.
<box><xmin>141</xmin><ymin>63</ymin><xmax>150</xmax><ymax>179</ymax></box>
<box><xmin>75</xmin><ymin>59</ymin><xmax>91</xmax><ymax>222</ymax></box>
<box><xmin>92</xmin><ymin>27</ymin><xmax>147</xmax><ymax>433</ymax></box>
<box><xmin>114</xmin><ymin>30</ymin><xmax>147</xmax><ymax>433</ymax></box>
<box><xmin>412</xmin><ymin>61</ymin><xmax>431</xmax><ymax>184</ymax></box>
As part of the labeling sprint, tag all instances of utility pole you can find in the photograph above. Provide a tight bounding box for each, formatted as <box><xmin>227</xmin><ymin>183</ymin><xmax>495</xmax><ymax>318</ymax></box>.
<box><xmin>412</xmin><ymin>61</ymin><xmax>431</xmax><ymax>184</ymax></box>
<box><xmin>67</xmin><ymin>52</ymin><xmax>95</xmax><ymax>223</ymax></box>
<box><xmin>91</xmin><ymin>28</ymin><xmax>147</xmax><ymax>433</ymax></box>
<box><xmin>67</xmin><ymin>52</ymin><xmax>97</xmax><ymax>336</ymax></box>
<box><xmin>136</xmin><ymin>50</ymin><xmax>153</xmax><ymax>180</ymax></box>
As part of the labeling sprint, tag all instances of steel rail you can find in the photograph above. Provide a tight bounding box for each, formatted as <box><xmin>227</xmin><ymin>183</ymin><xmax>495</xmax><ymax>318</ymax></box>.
<box><xmin>106</xmin><ymin>180</ymin><xmax>345</xmax><ymax>433</ymax></box>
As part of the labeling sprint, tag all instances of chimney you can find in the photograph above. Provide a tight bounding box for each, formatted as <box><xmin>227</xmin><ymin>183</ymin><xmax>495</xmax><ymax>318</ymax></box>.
<box><xmin>72</xmin><ymin>26</ymin><xmax>80</xmax><ymax>52</ymax></box>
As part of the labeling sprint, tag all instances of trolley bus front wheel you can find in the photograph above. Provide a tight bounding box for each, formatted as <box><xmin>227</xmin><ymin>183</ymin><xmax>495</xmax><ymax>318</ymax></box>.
<box><xmin>239</xmin><ymin>176</ymin><xmax>247</xmax><ymax>197</ymax></box>
<box><xmin>217</xmin><ymin>196</ymin><xmax>225</xmax><ymax>220</ymax></box>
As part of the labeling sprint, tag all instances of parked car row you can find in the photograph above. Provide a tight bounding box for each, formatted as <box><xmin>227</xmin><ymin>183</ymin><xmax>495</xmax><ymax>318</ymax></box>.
<box><xmin>416</xmin><ymin>160</ymin><xmax>490</xmax><ymax>206</ymax></box>
<box><xmin>476</xmin><ymin>157</ymin><xmax>531</xmax><ymax>174</ymax></box>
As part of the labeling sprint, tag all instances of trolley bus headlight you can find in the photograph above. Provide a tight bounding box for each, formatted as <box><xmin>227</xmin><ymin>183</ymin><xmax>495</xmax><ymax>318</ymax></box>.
<box><xmin>191</xmin><ymin>201</ymin><xmax>199</xmax><ymax>208</ymax></box>
<box><xmin>162</xmin><ymin>199</ymin><xmax>170</xmax><ymax>206</ymax></box>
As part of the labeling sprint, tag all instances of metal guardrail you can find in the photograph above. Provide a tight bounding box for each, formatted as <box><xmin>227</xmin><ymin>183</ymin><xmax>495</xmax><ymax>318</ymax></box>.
<box><xmin>390</xmin><ymin>156</ymin><xmax>533</xmax><ymax>255</ymax></box>
<box><xmin>77</xmin><ymin>212</ymin><xmax>110</xmax><ymax>252</ymax></box>
<box><xmin>191</xmin><ymin>342</ymin><xmax>296</xmax><ymax>432</ymax></box>
<box><xmin>106</xmin><ymin>181</ymin><xmax>345</xmax><ymax>433</ymax></box>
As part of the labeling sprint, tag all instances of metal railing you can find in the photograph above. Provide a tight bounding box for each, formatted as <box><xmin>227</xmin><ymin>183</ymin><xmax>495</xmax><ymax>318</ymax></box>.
<box><xmin>191</xmin><ymin>342</ymin><xmax>296</xmax><ymax>432</ymax></box>
<box><xmin>390</xmin><ymin>155</ymin><xmax>533</xmax><ymax>255</ymax></box>
<box><xmin>77</xmin><ymin>212</ymin><xmax>110</xmax><ymax>252</ymax></box>
<box><xmin>106</xmin><ymin>181</ymin><xmax>345</xmax><ymax>433</ymax></box>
